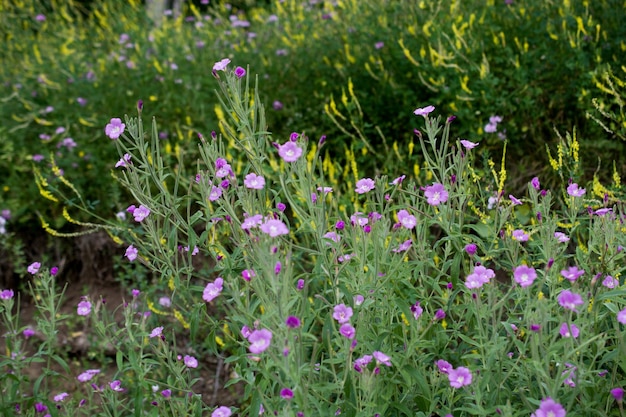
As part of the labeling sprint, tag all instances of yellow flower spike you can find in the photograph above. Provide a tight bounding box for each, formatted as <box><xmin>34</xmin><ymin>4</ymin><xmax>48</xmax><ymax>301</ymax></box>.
<box><xmin>147</xmin><ymin>300</ymin><xmax>169</xmax><ymax>316</ymax></box>
<box><xmin>363</xmin><ymin>265</ymin><xmax>369</xmax><ymax>272</ymax></box>
<box><xmin>538</xmin><ymin>291</ymin><xmax>544</xmax><ymax>300</ymax></box>
<box><xmin>442</xmin><ymin>319</ymin><xmax>448</xmax><ymax>329</ymax></box>
<box><xmin>398</xmin><ymin>39</ymin><xmax>421</xmax><ymax>67</ymax></box>
<box><xmin>173</xmin><ymin>310</ymin><xmax>190</xmax><ymax>329</ymax></box>
<box><xmin>260</xmin><ymin>305</ymin><xmax>265</xmax><ymax>314</ymax></box>
<box><xmin>401</xmin><ymin>313</ymin><xmax>409</xmax><ymax>326</ymax></box>
<box><xmin>215</xmin><ymin>336</ymin><xmax>225</xmax><ymax>348</ymax></box>
<box><xmin>613</xmin><ymin>163</ymin><xmax>621</xmax><ymax>188</ymax></box>
<box><xmin>168</xmin><ymin>276</ymin><xmax>175</xmax><ymax>291</ymax></box>
<box><xmin>413</xmin><ymin>163</ymin><xmax>420</xmax><ymax>178</ymax></box>
<box><xmin>497</xmin><ymin>144</ymin><xmax>507</xmax><ymax>195</ymax></box>
<box><xmin>587</xmin><ymin>297</ymin><xmax>593</xmax><ymax>313</ymax></box>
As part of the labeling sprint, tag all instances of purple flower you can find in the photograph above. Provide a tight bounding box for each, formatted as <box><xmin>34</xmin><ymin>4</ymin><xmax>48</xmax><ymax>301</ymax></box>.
<box><xmin>77</xmin><ymin>369</ymin><xmax>100</xmax><ymax>382</ymax></box>
<box><xmin>28</xmin><ymin>262</ymin><xmax>41</xmax><ymax>274</ymax></box>
<box><xmin>34</xmin><ymin>402</ymin><xmax>47</xmax><ymax>413</ymax></box>
<box><xmin>212</xmin><ymin>58</ymin><xmax>230</xmax><ymax>72</ymax></box>
<box><xmin>297</xmin><ymin>279</ymin><xmax>305</xmax><ymax>290</ymax></box>
<box><xmin>35</xmin><ymin>14</ymin><xmax>46</xmax><ymax>21</ymax></box>
<box><xmin>161</xmin><ymin>389</ymin><xmax>172</xmax><ymax>398</ymax></box>
<box><xmin>333</xmin><ymin>304</ymin><xmax>353</xmax><ymax>324</ymax></box>
<box><xmin>1</xmin><ymin>289</ymin><xmax>14</xmax><ymax>300</ymax></box>
<box><xmin>248</xmin><ymin>329</ymin><xmax>272</xmax><ymax>354</ymax></box>
<box><xmin>511</xmin><ymin>229</ymin><xmax>529</xmax><ymax>242</ymax></box>
<box><xmin>617</xmin><ymin>308</ymin><xmax>626</xmax><ymax>324</ymax></box>
<box><xmin>243</xmin><ymin>173</ymin><xmax>265</xmax><ymax>189</ymax></box>
<box><xmin>23</xmin><ymin>328</ymin><xmax>35</xmax><ymax>338</ymax></box>
<box><xmin>554</xmin><ymin>232</ymin><xmax>570</xmax><ymax>243</ymax></box>
<box><xmin>241</xmin><ymin>214</ymin><xmax>263</xmax><ymax>230</ymax></box>
<box><xmin>133</xmin><ymin>205</ymin><xmax>150</xmax><ymax>222</ymax></box>
<box><xmin>105</xmin><ymin>118</ymin><xmax>125</xmax><ymax>140</ymax></box>
<box><xmin>530</xmin><ymin>177</ymin><xmax>540</xmax><ymax>189</ymax></box>
<box><xmin>215</xmin><ymin>158</ymin><xmax>232</xmax><ymax>178</ymax></box>
<box><xmin>277</xmin><ymin>141</ymin><xmax>303</xmax><ymax>162</ymax></box>
<box><xmin>53</xmin><ymin>392</ymin><xmax>68</xmax><ymax>402</ymax></box>
<box><xmin>411</xmin><ymin>301</ymin><xmax>423</xmax><ymax>319</ymax></box>
<box><xmin>339</xmin><ymin>323</ymin><xmax>356</xmax><ymax>339</ymax></box>
<box><xmin>509</xmin><ymin>195</ymin><xmax>522</xmax><ymax>205</ymax></box>
<box><xmin>209</xmin><ymin>186</ymin><xmax>222</xmax><ymax>201</ymax></box>
<box><xmin>212</xmin><ymin>406</ymin><xmax>232</xmax><ymax>417</ymax></box>
<box><xmin>355</xmin><ymin>178</ymin><xmax>375</xmax><ymax>194</ymax></box>
<box><xmin>373</xmin><ymin>351</ymin><xmax>392</xmax><ymax>366</ymax></box>
<box><xmin>150</xmin><ymin>326</ymin><xmax>164</xmax><ymax>338</ymax></box>
<box><xmin>557</xmin><ymin>290</ymin><xmax>584</xmax><ymax>312</ymax></box>
<box><xmin>374</xmin><ymin>41</ymin><xmax>384</xmax><ymax>49</ymax></box>
<box><xmin>434</xmin><ymin>309</ymin><xmax>446</xmax><ymax>321</ymax></box>
<box><xmin>354</xmin><ymin>354</ymin><xmax>373</xmax><ymax>372</ymax></box>
<box><xmin>513</xmin><ymin>265</ymin><xmax>537</xmax><ymax>288</ymax></box>
<box><xmin>602</xmin><ymin>275</ymin><xmax>619</xmax><ymax>288</ymax></box>
<box><xmin>460</xmin><ymin>140</ymin><xmax>479</xmax><ymax>149</ymax></box>
<box><xmin>464</xmin><ymin>243</ymin><xmax>477</xmax><ymax>256</ymax></box>
<box><xmin>397</xmin><ymin>209</ymin><xmax>416</xmax><ymax>229</ymax></box>
<box><xmin>560</xmin><ymin>266</ymin><xmax>585</xmax><ymax>282</ymax></box>
<box><xmin>567</xmin><ymin>183</ymin><xmax>585</xmax><ymax>197</ymax></box>
<box><xmin>125</xmin><ymin>245</ymin><xmax>138</xmax><ymax>261</ymax></box>
<box><xmin>531</xmin><ymin>397</ymin><xmax>566</xmax><ymax>417</ymax></box>
<box><xmin>436</xmin><ymin>359</ymin><xmax>453</xmax><ymax>374</ymax></box>
<box><xmin>259</xmin><ymin>219</ymin><xmax>289</xmax><ymax>237</ymax></box>
<box><xmin>234</xmin><ymin>66</ymin><xmax>246</xmax><ymax>78</ymax></box>
<box><xmin>77</xmin><ymin>300</ymin><xmax>92</xmax><ymax>316</ymax></box>
<box><xmin>323</xmin><ymin>231</ymin><xmax>341</xmax><ymax>243</ymax></box>
<box><xmin>109</xmin><ymin>380</ymin><xmax>124</xmax><ymax>392</ymax></box>
<box><xmin>184</xmin><ymin>355</ymin><xmax>198</xmax><ymax>368</ymax></box>
<box><xmin>280</xmin><ymin>388</ymin><xmax>294</xmax><ymax>400</ymax></box>
<box><xmin>559</xmin><ymin>322</ymin><xmax>579</xmax><ymax>338</ymax></box>
<box><xmin>273</xmin><ymin>100</ymin><xmax>283</xmax><ymax>110</ymax></box>
<box><xmin>241</xmin><ymin>269</ymin><xmax>256</xmax><ymax>281</ymax></box>
<box><xmin>203</xmin><ymin>277</ymin><xmax>223</xmax><ymax>302</ymax></box>
<box><xmin>611</xmin><ymin>388</ymin><xmax>625</xmax><ymax>402</ymax></box>
<box><xmin>448</xmin><ymin>366</ymin><xmax>472</xmax><ymax>388</ymax></box>
<box><xmin>424</xmin><ymin>183</ymin><xmax>449</xmax><ymax>206</ymax></box>
<box><xmin>286</xmin><ymin>316</ymin><xmax>301</xmax><ymax>328</ymax></box>
<box><xmin>465</xmin><ymin>265</ymin><xmax>495</xmax><ymax>289</ymax></box>
<box><xmin>115</xmin><ymin>153</ymin><xmax>132</xmax><ymax>168</ymax></box>
<box><xmin>274</xmin><ymin>261</ymin><xmax>282</xmax><ymax>275</ymax></box>
<box><xmin>414</xmin><ymin>105</ymin><xmax>435</xmax><ymax>117</ymax></box>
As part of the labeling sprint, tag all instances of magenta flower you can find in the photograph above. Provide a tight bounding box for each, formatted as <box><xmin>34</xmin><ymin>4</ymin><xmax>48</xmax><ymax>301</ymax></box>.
<box><xmin>373</xmin><ymin>351</ymin><xmax>392</xmax><ymax>367</ymax></box>
<box><xmin>242</xmin><ymin>269</ymin><xmax>256</xmax><ymax>281</ymax></box>
<box><xmin>77</xmin><ymin>300</ymin><xmax>92</xmax><ymax>316</ymax></box>
<box><xmin>212</xmin><ymin>58</ymin><xmax>231</xmax><ymax>72</ymax></box>
<box><xmin>355</xmin><ymin>178</ymin><xmax>375</xmax><ymax>194</ymax></box>
<box><xmin>115</xmin><ymin>153</ymin><xmax>132</xmax><ymax>168</ymax></box>
<box><xmin>460</xmin><ymin>139</ymin><xmax>479</xmax><ymax>149</ymax></box>
<box><xmin>34</xmin><ymin>403</ymin><xmax>47</xmax><ymax>413</ymax></box>
<box><xmin>161</xmin><ymin>389</ymin><xmax>172</xmax><ymax>398</ymax></box>
<box><xmin>0</xmin><ymin>289</ymin><xmax>14</xmax><ymax>300</ymax></box>
<box><xmin>531</xmin><ymin>397</ymin><xmax>566</xmax><ymax>417</ymax></box>
<box><xmin>617</xmin><ymin>308</ymin><xmax>626</xmax><ymax>324</ymax></box>
<box><xmin>611</xmin><ymin>388</ymin><xmax>625</xmax><ymax>402</ymax></box>
<box><xmin>560</xmin><ymin>266</ymin><xmax>585</xmax><ymax>282</ymax></box>
<box><xmin>424</xmin><ymin>183</ymin><xmax>449</xmax><ymax>206</ymax></box>
<box><xmin>602</xmin><ymin>275</ymin><xmax>619</xmax><ymax>288</ymax></box>
<box><xmin>278</xmin><ymin>141</ymin><xmax>303</xmax><ymax>162</ymax></box>
<box><xmin>448</xmin><ymin>366</ymin><xmax>472</xmax><ymax>388</ymax></box>
<box><xmin>285</xmin><ymin>316</ymin><xmax>301</xmax><ymax>328</ymax></box>
<box><xmin>434</xmin><ymin>309</ymin><xmax>446</xmax><ymax>320</ymax></box>
<box><xmin>397</xmin><ymin>209</ymin><xmax>417</xmax><ymax>229</ymax></box>
<box><xmin>333</xmin><ymin>304</ymin><xmax>353</xmax><ymax>324</ymax></box>
<box><xmin>280</xmin><ymin>388</ymin><xmax>294</xmax><ymax>400</ymax></box>
<box><xmin>133</xmin><ymin>205</ymin><xmax>151</xmax><ymax>222</ymax></box>
<box><xmin>339</xmin><ymin>323</ymin><xmax>356</xmax><ymax>339</ymax></box>
<box><xmin>27</xmin><ymin>262</ymin><xmax>41</xmax><ymax>275</ymax></box>
<box><xmin>511</xmin><ymin>229</ymin><xmax>529</xmax><ymax>242</ymax></box>
<box><xmin>513</xmin><ymin>265</ymin><xmax>537</xmax><ymax>287</ymax></box>
<box><xmin>260</xmin><ymin>219</ymin><xmax>289</xmax><ymax>237</ymax></box>
<box><xmin>109</xmin><ymin>380</ymin><xmax>124</xmax><ymax>392</ymax></box>
<box><xmin>150</xmin><ymin>326</ymin><xmax>164</xmax><ymax>338</ymax></box>
<box><xmin>436</xmin><ymin>359</ymin><xmax>453</xmax><ymax>374</ymax></box>
<box><xmin>411</xmin><ymin>301</ymin><xmax>423</xmax><ymax>319</ymax></box>
<box><xmin>566</xmin><ymin>183</ymin><xmax>585</xmax><ymax>197</ymax></box>
<box><xmin>203</xmin><ymin>277</ymin><xmax>223</xmax><ymax>302</ymax></box>
<box><xmin>465</xmin><ymin>265</ymin><xmax>495</xmax><ymax>289</ymax></box>
<box><xmin>414</xmin><ymin>105</ymin><xmax>435</xmax><ymax>117</ymax></box>
<box><xmin>554</xmin><ymin>232</ymin><xmax>570</xmax><ymax>243</ymax></box>
<box><xmin>243</xmin><ymin>173</ymin><xmax>265</xmax><ymax>189</ymax></box>
<box><xmin>105</xmin><ymin>118</ymin><xmax>125</xmax><ymax>140</ymax></box>
<box><xmin>212</xmin><ymin>406</ymin><xmax>232</xmax><ymax>417</ymax></box>
<box><xmin>559</xmin><ymin>322</ymin><xmax>580</xmax><ymax>338</ymax></box>
<box><xmin>23</xmin><ymin>328</ymin><xmax>35</xmax><ymax>338</ymax></box>
<box><xmin>241</xmin><ymin>214</ymin><xmax>263</xmax><ymax>230</ymax></box>
<box><xmin>184</xmin><ymin>355</ymin><xmax>198</xmax><ymax>368</ymax></box>
<box><xmin>531</xmin><ymin>177</ymin><xmax>541</xmax><ymax>189</ymax></box>
<box><xmin>248</xmin><ymin>329</ymin><xmax>272</xmax><ymax>354</ymax></box>
<box><xmin>125</xmin><ymin>245</ymin><xmax>138</xmax><ymax>261</ymax></box>
<box><xmin>557</xmin><ymin>289</ymin><xmax>584</xmax><ymax>312</ymax></box>
<box><xmin>77</xmin><ymin>369</ymin><xmax>100</xmax><ymax>382</ymax></box>
<box><xmin>234</xmin><ymin>66</ymin><xmax>246</xmax><ymax>78</ymax></box>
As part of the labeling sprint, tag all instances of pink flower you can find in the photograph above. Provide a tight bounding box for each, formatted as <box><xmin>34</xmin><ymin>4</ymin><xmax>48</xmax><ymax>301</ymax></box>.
<box><xmin>465</xmin><ymin>265</ymin><xmax>495</xmax><ymax>289</ymax></box>
<box><xmin>212</xmin><ymin>406</ymin><xmax>232</xmax><ymax>417</ymax></box>
<box><xmin>133</xmin><ymin>205</ymin><xmax>150</xmax><ymax>222</ymax></box>
<box><xmin>248</xmin><ymin>329</ymin><xmax>272</xmax><ymax>354</ymax></box>
<box><xmin>27</xmin><ymin>262</ymin><xmax>41</xmax><ymax>275</ymax></box>
<box><xmin>618</xmin><ymin>308</ymin><xmax>626</xmax><ymax>325</ymax></box>
<box><xmin>241</xmin><ymin>214</ymin><xmax>263</xmax><ymax>230</ymax></box>
<box><xmin>393</xmin><ymin>239</ymin><xmax>412</xmax><ymax>253</ymax></box>
<box><xmin>566</xmin><ymin>183</ymin><xmax>585</xmax><ymax>197</ymax></box>
<box><xmin>53</xmin><ymin>392</ymin><xmax>69</xmax><ymax>402</ymax></box>
<box><xmin>372</xmin><ymin>351</ymin><xmax>392</xmax><ymax>366</ymax></box>
<box><xmin>77</xmin><ymin>369</ymin><xmax>100</xmax><ymax>382</ymax></box>
<box><xmin>411</xmin><ymin>301</ymin><xmax>423</xmax><ymax>319</ymax></box>
<box><xmin>531</xmin><ymin>177</ymin><xmax>541</xmax><ymax>189</ymax></box>
<box><xmin>560</xmin><ymin>266</ymin><xmax>585</xmax><ymax>282</ymax></box>
<box><xmin>260</xmin><ymin>219</ymin><xmax>289</xmax><ymax>237</ymax></box>
<box><xmin>339</xmin><ymin>323</ymin><xmax>355</xmax><ymax>339</ymax></box>
<box><xmin>397</xmin><ymin>209</ymin><xmax>416</xmax><ymax>229</ymax></box>
<box><xmin>77</xmin><ymin>300</ymin><xmax>92</xmax><ymax>316</ymax></box>
<box><xmin>109</xmin><ymin>380</ymin><xmax>124</xmax><ymax>392</ymax></box>
<box><xmin>436</xmin><ymin>359</ymin><xmax>452</xmax><ymax>374</ymax></box>
<box><xmin>448</xmin><ymin>366</ymin><xmax>472</xmax><ymax>388</ymax></box>
<box><xmin>105</xmin><ymin>118</ymin><xmax>125</xmax><ymax>140</ymax></box>
<box><xmin>460</xmin><ymin>140</ymin><xmax>478</xmax><ymax>149</ymax></box>
<box><xmin>280</xmin><ymin>388</ymin><xmax>294</xmax><ymax>400</ymax></box>
<box><xmin>277</xmin><ymin>141</ymin><xmax>303</xmax><ymax>162</ymax></box>
<box><xmin>150</xmin><ymin>326</ymin><xmax>164</xmax><ymax>338</ymax></box>
<box><xmin>557</xmin><ymin>289</ymin><xmax>584</xmax><ymax>312</ymax></box>
<box><xmin>209</xmin><ymin>186</ymin><xmax>222</xmax><ymax>201</ymax></box>
<box><xmin>424</xmin><ymin>183</ymin><xmax>449</xmax><ymax>206</ymax></box>
<box><xmin>513</xmin><ymin>265</ymin><xmax>537</xmax><ymax>287</ymax></box>
<box><xmin>203</xmin><ymin>277</ymin><xmax>224</xmax><ymax>302</ymax></box>
<box><xmin>234</xmin><ymin>66</ymin><xmax>246</xmax><ymax>78</ymax></box>
<box><xmin>212</xmin><ymin>58</ymin><xmax>231</xmax><ymax>72</ymax></box>
<box><xmin>355</xmin><ymin>178</ymin><xmax>375</xmax><ymax>194</ymax></box>
<box><xmin>559</xmin><ymin>322</ymin><xmax>579</xmax><ymax>338</ymax></box>
<box><xmin>115</xmin><ymin>153</ymin><xmax>132</xmax><ymax>168</ymax></box>
<box><xmin>243</xmin><ymin>173</ymin><xmax>265</xmax><ymax>189</ymax></box>
<box><xmin>125</xmin><ymin>245</ymin><xmax>138</xmax><ymax>261</ymax></box>
<box><xmin>554</xmin><ymin>232</ymin><xmax>570</xmax><ymax>242</ymax></box>
<box><xmin>414</xmin><ymin>105</ymin><xmax>435</xmax><ymax>117</ymax></box>
<box><xmin>354</xmin><ymin>355</ymin><xmax>373</xmax><ymax>372</ymax></box>
<box><xmin>531</xmin><ymin>397</ymin><xmax>566</xmax><ymax>417</ymax></box>
<box><xmin>602</xmin><ymin>275</ymin><xmax>619</xmax><ymax>288</ymax></box>
<box><xmin>184</xmin><ymin>355</ymin><xmax>198</xmax><ymax>368</ymax></box>
<box><xmin>333</xmin><ymin>304</ymin><xmax>353</xmax><ymax>324</ymax></box>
